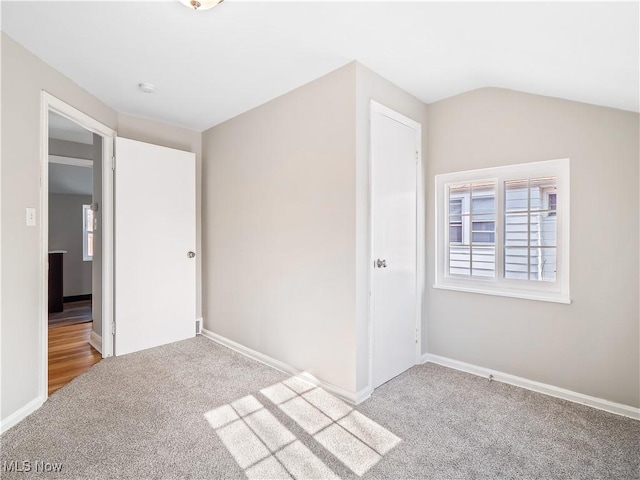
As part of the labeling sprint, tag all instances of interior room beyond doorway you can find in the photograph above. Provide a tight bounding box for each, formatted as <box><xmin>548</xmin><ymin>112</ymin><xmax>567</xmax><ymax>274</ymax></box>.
<box><xmin>47</xmin><ymin>111</ymin><xmax>103</xmax><ymax>394</ymax></box>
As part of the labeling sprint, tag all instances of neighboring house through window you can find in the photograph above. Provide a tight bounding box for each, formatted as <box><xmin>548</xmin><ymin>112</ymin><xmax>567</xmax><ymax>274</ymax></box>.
<box><xmin>448</xmin><ymin>182</ymin><xmax>496</xmax><ymax>278</ymax></box>
<box><xmin>435</xmin><ymin>158</ymin><xmax>570</xmax><ymax>303</ymax></box>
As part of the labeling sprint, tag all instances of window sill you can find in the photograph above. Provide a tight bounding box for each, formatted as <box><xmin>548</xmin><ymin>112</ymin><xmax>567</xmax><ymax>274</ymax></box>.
<box><xmin>433</xmin><ymin>283</ymin><xmax>571</xmax><ymax>304</ymax></box>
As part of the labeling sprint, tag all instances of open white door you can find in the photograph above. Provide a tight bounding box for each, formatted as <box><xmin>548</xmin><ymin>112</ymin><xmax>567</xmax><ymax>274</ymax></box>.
<box><xmin>115</xmin><ymin>137</ymin><xmax>196</xmax><ymax>356</ymax></box>
<box><xmin>371</xmin><ymin>102</ymin><xmax>421</xmax><ymax>388</ymax></box>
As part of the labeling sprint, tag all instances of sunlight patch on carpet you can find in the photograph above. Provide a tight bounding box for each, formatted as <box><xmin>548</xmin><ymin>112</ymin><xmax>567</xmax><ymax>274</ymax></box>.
<box><xmin>205</xmin><ymin>375</ymin><xmax>401</xmax><ymax>478</ymax></box>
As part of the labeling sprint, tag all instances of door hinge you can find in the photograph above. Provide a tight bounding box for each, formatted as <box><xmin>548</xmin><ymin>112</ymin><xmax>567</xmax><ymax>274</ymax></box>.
<box><xmin>111</xmin><ymin>156</ymin><xmax>116</xmax><ymax>171</ymax></box>
<box><xmin>416</xmin><ymin>328</ymin><xmax>419</xmax><ymax>343</ymax></box>
<box><xmin>112</xmin><ymin>321</ymin><xmax>116</xmax><ymax>336</ymax></box>
<box><xmin>415</xmin><ymin>151</ymin><xmax>419</xmax><ymax>163</ymax></box>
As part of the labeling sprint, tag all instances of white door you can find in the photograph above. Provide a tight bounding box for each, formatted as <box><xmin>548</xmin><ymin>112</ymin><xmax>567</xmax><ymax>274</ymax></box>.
<box><xmin>115</xmin><ymin>137</ymin><xmax>196</xmax><ymax>356</ymax></box>
<box><xmin>371</xmin><ymin>102</ymin><xmax>420</xmax><ymax>388</ymax></box>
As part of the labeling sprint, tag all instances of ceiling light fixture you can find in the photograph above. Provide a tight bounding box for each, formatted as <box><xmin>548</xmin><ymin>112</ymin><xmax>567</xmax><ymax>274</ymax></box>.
<box><xmin>139</xmin><ymin>83</ymin><xmax>155</xmax><ymax>94</ymax></box>
<box><xmin>179</xmin><ymin>0</ymin><xmax>223</xmax><ymax>11</ymax></box>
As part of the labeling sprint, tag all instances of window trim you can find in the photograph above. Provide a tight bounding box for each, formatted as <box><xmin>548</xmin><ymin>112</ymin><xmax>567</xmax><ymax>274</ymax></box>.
<box><xmin>82</xmin><ymin>204</ymin><xmax>93</xmax><ymax>262</ymax></box>
<box><xmin>434</xmin><ymin>158</ymin><xmax>570</xmax><ymax>304</ymax></box>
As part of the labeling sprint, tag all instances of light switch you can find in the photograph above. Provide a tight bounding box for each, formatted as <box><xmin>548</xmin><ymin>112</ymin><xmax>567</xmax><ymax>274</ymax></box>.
<box><xmin>26</xmin><ymin>208</ymin><xmax>36</xmax><ymax>227</ymax></box>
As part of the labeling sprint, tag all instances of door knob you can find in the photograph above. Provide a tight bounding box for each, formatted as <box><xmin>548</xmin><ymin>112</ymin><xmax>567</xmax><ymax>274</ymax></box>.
<box><xmin>376</xmin><ymin>258</ymin><xmax>387</xmax><ymax>268</ymax></box>
<box><xmin>187</xmin><ymin>251</ymin><xmax>196</xmax><ymax>258</ymax></box>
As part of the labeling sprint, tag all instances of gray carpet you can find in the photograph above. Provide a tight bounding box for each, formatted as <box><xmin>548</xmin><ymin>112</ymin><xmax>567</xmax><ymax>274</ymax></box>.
<box><xmin>1</xmin><ymin>336</ymin><xmax>638</xmax><ymax>479</ymax></box>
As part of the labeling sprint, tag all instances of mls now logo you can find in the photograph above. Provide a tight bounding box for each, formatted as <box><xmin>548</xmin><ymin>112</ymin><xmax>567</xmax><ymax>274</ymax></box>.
<box><xmin>2</xmin><ymin>460</ymin><xmax>63</xmax><ymax>473</ymax></box>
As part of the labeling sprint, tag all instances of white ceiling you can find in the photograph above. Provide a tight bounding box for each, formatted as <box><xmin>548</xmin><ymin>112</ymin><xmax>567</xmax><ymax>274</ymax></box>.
<box><xmin>2</xmin><ymin>1</ymin><xmax>638</xmax><ymax>132</ymax></box>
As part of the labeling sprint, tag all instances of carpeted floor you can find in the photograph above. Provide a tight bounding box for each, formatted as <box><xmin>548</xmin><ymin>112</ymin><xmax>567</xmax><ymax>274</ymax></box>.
<box><xmin>1</xmin><ymin>336</ymin><xmax>638</xmax><ymax>479</ymax></box>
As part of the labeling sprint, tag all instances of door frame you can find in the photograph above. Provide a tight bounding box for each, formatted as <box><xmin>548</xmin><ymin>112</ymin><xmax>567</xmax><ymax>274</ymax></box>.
<box><xmin>368</xmin><ymin>100</ymin><xmax>424</xmax><ymax>391</ymax></box>
<box><xmin>40</xmin><ymin>92</ymin><xmax>116</xmax><ymax>402</ymax></box>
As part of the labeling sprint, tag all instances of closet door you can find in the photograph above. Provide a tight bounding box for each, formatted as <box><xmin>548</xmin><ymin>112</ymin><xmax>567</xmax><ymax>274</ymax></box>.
<box><xmin>114</xmin><ymin>137</ymin><xmax>196</xmax><ymax>355</ymax></box>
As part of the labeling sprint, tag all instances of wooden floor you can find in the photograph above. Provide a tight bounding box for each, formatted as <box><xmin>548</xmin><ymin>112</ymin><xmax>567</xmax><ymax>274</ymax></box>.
<box><xmin>48</xmin><ymin>322</ymin><xmax>101</xmax><ymax>395</ymax></box>
<box><xmin>49</xmin><ymin>300</ymin><xmax>92</xmax><ymax>328</ymax></box>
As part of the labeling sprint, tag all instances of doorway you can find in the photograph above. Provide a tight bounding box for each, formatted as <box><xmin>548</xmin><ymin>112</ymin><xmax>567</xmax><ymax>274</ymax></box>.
<box><xmin>47</xmin><ymin>112</ymin><xmax>102</xmax><ymax>394</ymax></box>
<box><xmin>41</xmin><ymin>93</ymin><xmax>115</xmax><ymax>400</ymax></box>
<box><xmin>370</xmin><ymin>101</ymin><xmax>423</xmax><ymax>389</ymax></box>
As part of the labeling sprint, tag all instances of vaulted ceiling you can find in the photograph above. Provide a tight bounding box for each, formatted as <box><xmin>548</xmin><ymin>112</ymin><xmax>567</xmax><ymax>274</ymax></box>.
<box><xmin>2</xmin><ymin>1</ymin><xmax>638</xmax><ymax>131</ymax></box>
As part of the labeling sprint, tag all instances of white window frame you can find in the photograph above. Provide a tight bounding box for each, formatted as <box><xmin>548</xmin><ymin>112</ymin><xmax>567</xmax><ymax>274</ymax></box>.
<box><xmin>435</xmin><ymin>158</ymin><xmax>570</xmax><ymax>304</ymax></box>
<box><xmin>82</xmin><ymin>204</ymin><xmax>93</xmax><ymax>262</ymax></box>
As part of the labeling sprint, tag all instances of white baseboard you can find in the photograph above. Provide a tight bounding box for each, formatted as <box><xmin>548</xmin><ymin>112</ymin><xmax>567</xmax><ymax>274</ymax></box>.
<box><xmin>0</xmin><ymin>397</ymin><xmax>43</xmax><ymax>434</ymax></box>
<box><xmin>201</xmin><ymin>328</ymin><xmax>359</xmax><ymax>404</ymax></box>
<box><xmin>89</xmin><ymin>330</ymin><xmax>102</xmax><ymax>355</ymax></box>
<box><xmin>356</xmin><ymin>386</ymin><xmax>374</xmax><ymax>404</ymax></box>
<box><xmin>422</xmin><ymin>353</ymin><xmax>640</xmax><ymax>420</ymax></box>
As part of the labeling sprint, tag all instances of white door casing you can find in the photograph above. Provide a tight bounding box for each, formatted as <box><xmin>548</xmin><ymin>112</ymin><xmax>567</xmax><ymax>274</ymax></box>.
<box><xmin>114</xmin><ymin>137</ymin><xmax>196</xmax><ymax>356</ymax></box>
<box><xmin>371</xmin><ymin>102</ymin><xmax>421</xmax><ymax>389</ymax></box>
<box><xmin>40</xmin><ymin>92</ymin><xmax>116</xmax><ymax>405</ymax></box>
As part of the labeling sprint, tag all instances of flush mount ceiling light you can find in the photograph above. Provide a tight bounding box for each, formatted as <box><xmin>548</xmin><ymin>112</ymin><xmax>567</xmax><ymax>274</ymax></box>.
<box><xmin>179</xmin><ymin>0</ymin><xmax>223</xmax><ymax>11</ymax></box>
<box><xmin>139</xmin><ymin>83</ymin><xmax>155</xmax><ymax>94</ymax></box>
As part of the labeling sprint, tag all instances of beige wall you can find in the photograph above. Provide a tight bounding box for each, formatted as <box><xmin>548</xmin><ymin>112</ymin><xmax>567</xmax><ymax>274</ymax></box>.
<box><xmin>117</xmin><ymin>113</ymin><xmax>203</xmax><ymax>319</ymax></box>
<box><xmin>1</xmin><ymin>33</ymin><xmax>117</xmax><ymax>420</ymax></box>
<box><xmin>354</xmin><ymin>63</ymin><xmax>429</xmax><ymax>392</ymax></box>
<box><xmin>202</xmin><ymin>63</ymin><xmax>358</xmax><ymax>393</ymax></box>
<box><xmin>427</xmin><ymin>88</ymin><xmax>640</xmax><ymax>408</ymax></box>
<box><xmin>48</xmin><ymin>194</ymin><xmax>93</xmax><ymax>296</ymax></box>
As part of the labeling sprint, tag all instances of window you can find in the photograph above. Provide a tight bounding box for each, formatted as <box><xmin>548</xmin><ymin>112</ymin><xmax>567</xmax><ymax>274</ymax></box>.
<box><xmin>447</xmin><ymin>182</ymin><xmax>496</xmax><ymax>278</ymax></box>
<box><xmin>83</xmin><ymin>204</ymin><xmax>94</xmax><ymax>261</ymax></box>
<box><xmin>504</xmin><ymin>178</ymin><xmax>557</xmax><ymax>281</ymax></box>
<box><xmin>435</xmin><ymin>159</ymin><xmax>570</xmax><ymax>303</ymax></box>
<box><xmin>449</xmin><ymin>198</ymin><xmax>463</xmax><ymax>243</ymax></box>
<box><xmin>547</xmin><ymin>192</ymin><xmax>557</xmax><ymax>216</ymax></box>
